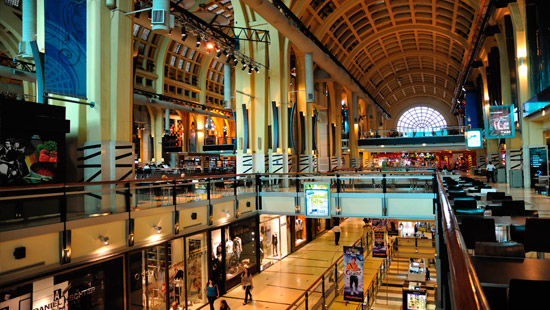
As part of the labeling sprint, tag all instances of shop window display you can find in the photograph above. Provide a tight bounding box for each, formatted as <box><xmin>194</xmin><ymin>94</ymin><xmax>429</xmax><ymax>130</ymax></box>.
<box><xmin>259</xmin><ymin>215</ymin><xmax>289</xmax><ymax>270</ymax></box>
<box><xmin>187</xmin><ymin>233</ymin><xmax>208</xmax><ymax>310</ymax></box>
<box><xmin>169</xmin><ymin>238</ymin><xmax>185</xmax><ymax>307</ymax></box>
<box><xmin>226</xmin><ymin>220</ymin><xmax>256</xmax><ymax>281</ymax></box>
<box><xmin>295</xmin><ymin>216</ymin><xmax>307</xmax><ymax>247</ymax></box>
<box><xmin>145</xmin><ymin>245</ymin><xmax>168</xmax><ymax>310</ymax></box>
<box><xmin>211</xmin><ymin>229</ymin><xmax>224</xmax><ymax>289</ymax></box>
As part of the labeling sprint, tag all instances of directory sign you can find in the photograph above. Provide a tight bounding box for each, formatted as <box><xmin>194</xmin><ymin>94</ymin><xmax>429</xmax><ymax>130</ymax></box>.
<box><xmin>465</xmin><ymin>129</ymin><xmax>483</xmax><ymax>148</ymax></box>
<box><xmin>529</xmin><ymin>146</ymin><xmax>548</xmax><ymax>188</ymax></box>
<box><xmin>304</xmin><ymin>182</ymin><xmax>330</xmax><ymax>217</ymax></box>
<box><xmin>486</xmin><ymin>105</ymin><xmax>515</xmax><ymax>139</ymax></box>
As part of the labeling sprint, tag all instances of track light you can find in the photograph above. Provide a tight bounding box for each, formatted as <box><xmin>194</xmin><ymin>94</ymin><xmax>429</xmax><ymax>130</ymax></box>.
<box><xmin>154</xmin><ymin>225</ymin><xmax>162</xmax><ymax>234</ymax></box>
<box><xmin>248</xmin><ymin>67</ymin><xmax>252</xmax><ymax>74</ymax></box>
<box><xmin>242</xmin><ymin>64</ymin><xmax>247</xmax><ymax>71</ymax></box>
<box><xmin>216</xmin><ymin>50</ymin><xmax>222</xmax><ymax>58</ymax></box>
<box><xmin>255</xmin><ymin>66</ymin><xmax>260</xmax><ymax>73</ymax></box>
<box><xmin>224</xmin><ymin>49</ymin><xmax>231</xmax><ymax>57</ymax></box>
<box><xmin>181</xmin><ymin>29</ymin><xmax>187</xmax><ymax>42</ymax></box>
<box><xmin>241</xmin><ymin>59</ymin><xmax>247</xmax><ymax>68</ymax></box>
<box><xmin>226</xmin><ymin>55</ymin><xmax>232</xmax><ymax>64</ymax></box>
<box><xmin>195</xmin><ymin>39</ymin><xmax>201</xmax><ymax>48</ymax></box>
<box><xmin>233</xmin><ymin>57</ymin><xmax>239</xmax><ymax>66</ymax></box>
<box><xmin>205</xmin><ymin>41</ymin><xmax>215</xmax><ymax>50</ymax></box>
<box><xmin>99</xmin><ymin>235</ymin><xmax>109</xmax><ymax>246</ymax></box>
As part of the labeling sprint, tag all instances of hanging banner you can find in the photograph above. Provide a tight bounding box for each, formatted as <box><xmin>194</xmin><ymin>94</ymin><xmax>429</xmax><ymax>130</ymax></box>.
<box><xmin>304</xmin><ymin>182</ymin><xmax>330</xmax><ymax>217</ymax></box>
<box><xmin>373</xmin><ymin>227</ymin><xmax>388</xmax><ymax>258</ymax></box>
<box><xmin>44</xmin><ymin>0</ymin><xmax>87</xmax><ymax>98</ymax></box>
<box><xmin>343</xmin><ymin>246</ymin><xmax>364</xmax><ymax>302</ymax></box>
<box><xmin>485</xmin><ymin>105</ymin><xmax>515</xmax><ymax>139</ymax></box>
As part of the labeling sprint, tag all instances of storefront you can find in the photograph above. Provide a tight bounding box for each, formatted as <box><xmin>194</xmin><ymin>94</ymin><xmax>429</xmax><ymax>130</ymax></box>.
<box><xmin>0</xmin><ymin>256</ymin><xmax>124</xmax><ymax>310</ymax></box>
<box><xmin>259</xmin><ymin>215</ymin><xmax>290</xmax><ymax>270</ymax></box>
<box><xmin>293</xmin><ymin>216</ymin><xmax>307</xmax><ymax>249</ymax></box>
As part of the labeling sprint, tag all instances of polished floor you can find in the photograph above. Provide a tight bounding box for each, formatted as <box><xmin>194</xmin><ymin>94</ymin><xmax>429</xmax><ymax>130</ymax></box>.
<box><xmin>210</xmin><ymin>218</ymin><xmax>370</xmax><ymax>310</ymax></box>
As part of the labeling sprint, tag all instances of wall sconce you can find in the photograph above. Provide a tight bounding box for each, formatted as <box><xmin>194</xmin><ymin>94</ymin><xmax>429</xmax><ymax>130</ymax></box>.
<box><xmin>518</xmin><ymin>57</ymin><xmax>528</xmax><ymax>77</ymax></box>
<box><xmin>223</xmin><ymin>210</ymin><xmax>230</xmax><ymax>218</ymax></box>
<box><xmin>99</xmin><ymin>235</ymin><xmax>109</xmax><ymax>246</ymax></box>
<box><xmin>173</xmin><ymin>211</ymin><xmax>180</xmax><ymax>234</ymax></box>
<box><xmin>59</xmin><ymin>230</ymin><xmax>71</xmax><ymax>264</ymax></box>
<box><xmin>127</xmin><ymin>219</ymin><xmax>135</xmax><ymax>247</ymax></box>
<box><xmin>153</xmin><ymin>226</ymin><xmax>162</xmax><ymax>234</ymax></box>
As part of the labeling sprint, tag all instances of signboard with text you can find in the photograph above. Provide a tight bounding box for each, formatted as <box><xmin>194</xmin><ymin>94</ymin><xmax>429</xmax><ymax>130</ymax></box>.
<box><xmin>465</xmin><ymin>129</ymin><xmax>483</xmax><ymax>149</ymax></box>
<box><xmin>529</xmin><ymin>146</ymin><xmax>548</xmax><ymax>189</ymax></box>
<box><xmin>486</xmin><ymin>105</ymin><xmax>515</xmax><ymax>139</ymax></box>
<box><xmin>304</xmin><ymin>182</ymin><xmax>330</xmax><ymax>218</ymax></box>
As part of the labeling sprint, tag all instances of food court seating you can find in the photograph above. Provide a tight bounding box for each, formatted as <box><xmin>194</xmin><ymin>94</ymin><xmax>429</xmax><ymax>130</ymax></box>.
<box><xmin>486</xmin><ymin>191</ymin><xmax>506</xmax><ymax>201</ymax></box>
<box><xmin>508</xmin><ymin>279</ymin><xmax>550</xmax><ymax>309</ymax></box>
<box><xmin>524</xmin><ymin>218</ymin><xmax>550</xmax><ymax>254</ymax></box>
<box><xmin>460</xmin><ymin>217</ymin><xmax>497</xmax><ymax>249</ymax></box>
<box><xmin>474</xmin><ymin>241</ymin><xmax>525</xmax><ymax>258</ymax></box>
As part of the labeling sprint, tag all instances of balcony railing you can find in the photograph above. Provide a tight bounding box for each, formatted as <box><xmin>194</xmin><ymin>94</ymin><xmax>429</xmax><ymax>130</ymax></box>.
<box><xmin>360</xmin><ymin>125</ymin><xmax>470</xmax><ymax>139</ymax></box>
<box><xmin>0</xmin><ymin>171</ymin><xmax>489</xmax><ymax>309</ymax></box>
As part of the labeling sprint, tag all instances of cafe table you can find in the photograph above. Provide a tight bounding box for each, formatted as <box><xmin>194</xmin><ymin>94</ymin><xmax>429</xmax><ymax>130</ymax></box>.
<box><xmin>470</xmin><ymin>256</ymin><xmax>550</xmax><ymax>288</ymax></box>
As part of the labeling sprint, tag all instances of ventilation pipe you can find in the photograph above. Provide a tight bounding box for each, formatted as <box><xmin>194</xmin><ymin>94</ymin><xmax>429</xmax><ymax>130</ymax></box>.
<box><xmin>134</xmin><ymin>94</ymin><xmax>233</xmax><ymax>120</ymax></box>
<box><xmin>224</xmin><ymin>63</ymin><xmax>231</xmax><ymax>109</ymax></box>
<box><xmin>19</xmin><ymin>0</ymin><xmax>37</xmax><ymax>59</ymax></box>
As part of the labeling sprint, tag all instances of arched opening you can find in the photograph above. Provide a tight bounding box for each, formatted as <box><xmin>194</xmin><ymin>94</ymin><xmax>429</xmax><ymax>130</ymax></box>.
<box><xmin>396</xmin><ymin>107</ymin><xmax>447</xmax><ymax>132</ymax></box>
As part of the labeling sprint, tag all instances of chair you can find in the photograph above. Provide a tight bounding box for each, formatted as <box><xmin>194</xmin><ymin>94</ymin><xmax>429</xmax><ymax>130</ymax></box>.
<box><xmin>486</xmin><ymin>191</ymin><xmax>506</xmax><ymax>201</ymax></box>
<box><xmin>459</xmin><ymin>218</ymin><xmax>496</xmax><ymax>249</ymax></box>
<box><xmin>475</xmin><ymin>242</ymin><xmax>525</xmax><ymax>258</ymax></box>
<box><xmin>508</xmin><ymin>279</ymin><xmax>550</xmax><ymax>309</ymax></box>
<box><xmin>453</xmin><ymin>199</ymin><xmax>477</xmax><ymax>210</ymax></box>
<box><xmin>510</xmin><ymin>224</ymin><xmax>525</xmax><ymax>244</ymax></box>
<box><xmin>414</xmin><ymin>131</ymin><xmax>424</xmax><ymax>137</ymax></box>
<box><xmin>524</xmin><ymin>218</ymin><xmax>550</xmax><ymax>255</ymax></box>
<box><xmin>435</xmin><ymin>130</ymin><xmax>443</xmax><ymax>136</ymax></box>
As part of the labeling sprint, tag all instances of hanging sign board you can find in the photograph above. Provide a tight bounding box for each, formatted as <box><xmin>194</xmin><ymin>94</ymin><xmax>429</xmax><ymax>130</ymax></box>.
<box><xmin>343</xmin><ymin>246</ymin><xmax>364</xmax><ymax>302</ymax></box>
<box><xmin>304</xmin><ymin>182</ymin><xmax>330</xmax><ymax>218</ymax></box>
<box><xmin>486</xmin><ymin>105</ymin><xmax>515</xmax><ymax>139</ymax></box>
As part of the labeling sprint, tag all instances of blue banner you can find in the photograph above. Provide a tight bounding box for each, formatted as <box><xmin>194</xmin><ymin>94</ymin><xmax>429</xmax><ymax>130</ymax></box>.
<box><xmin>44</xmin><ymin>0</ymin><xmax>87</xmax><ymax>98</ymax></box>
<box><xmin>343</xmin><ymin>246</ymin><xmax>364</xmax><ymax>302</ymax></box>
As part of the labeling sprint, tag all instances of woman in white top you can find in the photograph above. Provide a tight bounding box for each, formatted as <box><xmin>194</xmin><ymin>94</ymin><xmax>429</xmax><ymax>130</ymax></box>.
<box><xmin>241</xmin><ymin>268</ymin><xmax>253</xmax><ymax>304</ymax></box>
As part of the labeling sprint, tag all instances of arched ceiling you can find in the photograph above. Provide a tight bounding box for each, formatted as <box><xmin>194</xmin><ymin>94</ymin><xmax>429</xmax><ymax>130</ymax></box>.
<box><xmin>292</xmin><ymin>0</ymin><xmax>488</xmax><ymax>109</ymax></box>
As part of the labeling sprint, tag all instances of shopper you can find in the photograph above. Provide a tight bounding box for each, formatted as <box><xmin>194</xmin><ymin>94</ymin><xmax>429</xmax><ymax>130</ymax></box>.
<box><xmin>219</xmin><ymin>300</ymin><xmax>231</xmax><ymax>310</ymax></box>
<box><xmin>171</xmin><ymin>301</ymin><xmax>181</xmax><ymax>310</ymax></box>
<box><xmin>241</xmin><ymin>268</ymin><xmax>253</xmax><ymax>304</ymax></box>
<box><xmin>486</xmin><ymin>161</ymin><xmax>496</xmax><ymax>183</ymax></box>
<box><xmin>205</xmin><ymin>279</ymin><xmax>219</xmax><ymax>310</ymax></box>
<box><xmin>425</xmin><ymin>267</ymin><xmax>431</xmax><ymax>281</ymax></box>
<box><xmin>332</xmin><ymin>224</ymin><xmax>342</xmax><ymax>245</ymax></box>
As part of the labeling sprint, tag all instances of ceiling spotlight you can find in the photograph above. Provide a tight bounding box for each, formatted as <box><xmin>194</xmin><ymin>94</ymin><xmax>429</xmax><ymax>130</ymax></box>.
<box><xmin>205</xmin><ymin>42</ymin><xmax>215</xmax><ymax>50</ymax></box>
<box><xmin>195</xmin><ymin>39</ymin><xmax>201</xmax><ymax>48</ymax></box>
<box><xmin>241</xmin><ymin>59</ymin><xmax>247</xmax><ymax>68</ymax></box>
<box><xmin>248</xmin><ymin>67</ymin><xmax>253</xmax><ymax>74</ymax></box>
<box><xmin>224</xmin><ymin>50</ymin><xmax>231</xmax><ymax>57</ymax></box>
<box><xmin>242</xmin><ymin>63</ymin><xmax>247</xmax><ymax>71</ymax></box>
<box><xmin>181</xmin><ymin>27</ymin><xmax>187</xmax><ymax>41</ymax></box>
<box><xmin>226</xmin><ymin>55</ymin><xmax>232</xmax><ymax>64</ymax></box>
<box><xmin>154</xmin><ymin>226</ymin><xmax>162</xmax><ymax>234</ymax></box>
<box><xmin>99</xmin><ymin>235</ymin><xmax>109</xmax><ymax>246</ymax></box>
<box><xmin>216</xmin><ymin>50</ymin><xmax>222</xmax><ymax>58</ymax></box>
<box><xmin>233</xmin><ymin>57</ymin><xmax>239</xmax><ymax>66</ymax></box>
<box><xmin>254</xmin><ymin>66</ymin><xmax>260</xmax><ymax>73</ymax></box>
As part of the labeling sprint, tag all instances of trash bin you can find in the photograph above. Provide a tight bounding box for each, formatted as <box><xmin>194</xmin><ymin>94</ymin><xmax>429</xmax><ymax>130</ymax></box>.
<box><xmin>496</xmin><ymin>168</ymin><xmax>506</xmax><ymax>183</ymax></box>
<box><xmin>510</xmin><ymin>170</ymin><xmax>523</xmax><ymax>188</ymax></box>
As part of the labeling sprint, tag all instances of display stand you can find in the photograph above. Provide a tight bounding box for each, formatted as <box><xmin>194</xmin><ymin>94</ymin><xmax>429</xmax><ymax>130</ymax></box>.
<box><xmin>402</xmin><ymin>281</ymin><xmax>427</xmax><ymax>310</ymax></box>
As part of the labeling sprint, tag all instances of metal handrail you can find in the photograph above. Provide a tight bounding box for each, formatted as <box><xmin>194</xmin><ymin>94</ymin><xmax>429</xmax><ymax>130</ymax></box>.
<box><xmin>436</xmin><ymin>174</ymin><xmax>490</xmax><ymax>309</ymax></box>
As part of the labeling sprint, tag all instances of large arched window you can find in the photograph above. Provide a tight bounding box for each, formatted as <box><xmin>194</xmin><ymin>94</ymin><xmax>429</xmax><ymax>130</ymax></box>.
<box><xmin>397</xmin><ymin>107</ymin><xmax>447</xmax><ymax>132</ymax></box>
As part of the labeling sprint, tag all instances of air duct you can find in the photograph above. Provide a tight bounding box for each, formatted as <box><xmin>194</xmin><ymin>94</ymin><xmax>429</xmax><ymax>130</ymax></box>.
<box><xmin>19</xmin><ymin>0</ymin><xmax>37</xmax><ymax>59</ymax></box>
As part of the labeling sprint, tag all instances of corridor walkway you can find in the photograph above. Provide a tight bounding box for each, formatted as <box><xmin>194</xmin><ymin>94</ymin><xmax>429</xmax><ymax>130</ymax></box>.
<box><xmin>211</xmin><ymin>218</ymin><xmax>367</xmax><ymax>310</ymax></box>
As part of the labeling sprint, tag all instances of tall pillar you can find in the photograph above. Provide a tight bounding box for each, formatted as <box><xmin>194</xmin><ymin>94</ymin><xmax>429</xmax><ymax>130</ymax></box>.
<box><xmin>224</xmin><ymin>63</ymin><xmax>232</xmax><ymax>109</ymax></box>
<box><xmin>153</xmin><ymin>108</ymin><xmax>164</xmax><ymax>164</ymax></box>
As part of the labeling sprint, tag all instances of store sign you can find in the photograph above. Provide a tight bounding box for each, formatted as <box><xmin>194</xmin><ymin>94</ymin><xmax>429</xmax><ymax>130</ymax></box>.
<box><xmin>486</xmin><ymin>105</ymin><xmax>515</xmax><ymax>139</ymax></box>
<box><xmin>529</xmin><ymin>146</ymin><xmax>548</xmax><ymax>188</ymax></box>
<box><xmin>304</xmin><ymin>182</ymin><xmax>330</xmax><ymax>217</ymax></box>
<box><xmin>465</xmin><ymin>129</ymin><xmax>483</xmax><ymax>148</ymax></box>
<box><xmin>343</xmin><ymin>246</ymin><xmax>364</xmax><ymax>302</ymax></box>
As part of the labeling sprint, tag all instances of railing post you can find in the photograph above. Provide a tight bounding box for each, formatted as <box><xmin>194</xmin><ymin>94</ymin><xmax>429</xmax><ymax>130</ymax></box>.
<box><xmin>207</xmin><ymin>178</ymin><xmax>211</xmax><ymax>202</ymax></box>
<box><xmin>172</xmin><ymin>179</ymin><xmax>177</xmax><ymax>206</ymax></box>
<box><xmin>60</xmin><ymin>184</ymin><xmax>67</xmax><ymax>223</ymax></box>
<box><xmin>305</xmin><ymin>291</ymin><xmax>309</xmax><ymax>310</ymax></box>
<box><xmin>382</xmin><ymin>174</ymin><xmax>387</xmax><ymax>193</ymax></box>
<box><xmin>125</xmin><ymin>182</ymin><xmax>131</xmax><ymax>212</ymax></box>
<box><xmin>256</xmin><ymin>174</ymin><xmax>262</xmax><ymax>210</ymax></box>
<box><xmin>321</xmin><ymin>275</ymin><xmax>326</xmax><ymax>305</ymax></box>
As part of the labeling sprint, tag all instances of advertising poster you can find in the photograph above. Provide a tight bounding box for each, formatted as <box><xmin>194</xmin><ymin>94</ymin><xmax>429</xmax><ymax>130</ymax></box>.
<box><xmin>529</xmin><ymin>147</ymin><xmax>548</xmax><ymax>189</ymax></box>
<box><xmin>486</xmin><ymin>105</ymin><xmax>515</xmax><ymax>139</ymax></box>
<box><xmin>304</xmin><ymin>183</ymin><xmax>330</xmax><ymax>217</ymax></box>
<box><xmin>0</xmin><ymin>136</ymin><xmax>59</xmax><ymax>186</ymax></box>
<box><xmin>343</xmin><ymin>246</ymin><xmax>364</xmax><ymax>302</ymax></box>
<box><xmin>373</xmin><ymin>227</ymin><xmax>388</xmax><ymax>258</ymax></box>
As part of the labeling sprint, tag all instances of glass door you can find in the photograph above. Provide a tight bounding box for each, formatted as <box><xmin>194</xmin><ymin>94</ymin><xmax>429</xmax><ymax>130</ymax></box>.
<box><xmin>186</xmin><ymin>232</ymin><xmax>208</xmax><ymax>310</ymax></box>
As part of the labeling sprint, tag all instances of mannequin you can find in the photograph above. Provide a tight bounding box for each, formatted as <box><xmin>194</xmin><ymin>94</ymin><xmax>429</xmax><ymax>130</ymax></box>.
<box><xmin>295</xmin><ymin>218</ymin><xmax>304</xmax><ymax>239</ymax></box>
<box><xmin>272</xmin><ymin>232</ymin><xmax>278</xmax><ymax>256</ymax></box>
<box><xmin>233</xmin><ymin>236</ymin><xmax>242</xmax><ymax>261</ymax></box>
<box><xmin>226</xmin><ymin>238</ymin><xmax>234</xmax><ymax>254</ymax></box>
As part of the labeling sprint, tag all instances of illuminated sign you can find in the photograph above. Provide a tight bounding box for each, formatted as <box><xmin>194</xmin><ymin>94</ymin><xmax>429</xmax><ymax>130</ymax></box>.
<box><xmin>304</xmin><ymin>183</ymin><xmax>330</xmax><ymax>217</ymax></box>
<box><xmin>486</xmin><ymin>105</ymin><xmax>515</xmax><ymax>139</ymax></box>
<box><xmin>465</xmin><ymin>129</ymin><xmax>483</xmax><ymax>148</ymax></box>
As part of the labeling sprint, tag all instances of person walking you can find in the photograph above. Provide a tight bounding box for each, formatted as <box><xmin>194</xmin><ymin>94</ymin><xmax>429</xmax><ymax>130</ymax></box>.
<box><xmin>219</xmin><ymin>300</ymin><xmax>231</xmax><ymax>310</ymax></box>
<box><xmin>332</xmin><ymin>224</ymin><xmax>342</xmax><ymax>245</ymax></box>
<box><xmin>425</xmin><ymin>267</ymin><xmax>431</xmax><ymax>281</ymax></box>
<box><xmin>204</xmin><ymin>279</ymin><xmax>219</xmax><ymax>310</ymax></box>
<box><xmin>486</xmin><ymin>161</ymin><xmax>496</xmax><ymax>183</ymax></box>
<box><xmin>241</xmin><ymin>268</ymin><xmax>253</xmax><ymax>305</ymax></box>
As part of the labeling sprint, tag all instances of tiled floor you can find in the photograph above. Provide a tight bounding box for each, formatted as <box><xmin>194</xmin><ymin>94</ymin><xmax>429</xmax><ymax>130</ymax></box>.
<box><xmin>211</xmin><ymin>218</ymin><xmax>370</xmax><ymax>310</ymax></box>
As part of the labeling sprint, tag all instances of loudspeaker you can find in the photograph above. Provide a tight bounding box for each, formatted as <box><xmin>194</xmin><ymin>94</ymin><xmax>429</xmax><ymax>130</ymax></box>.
<box><xmin>191</xmin><ymin>212</ymin><xmax>197</xmax><ymax>220</ymax></box>
<box><xmin>13</xmin><ymin>247</ymin><xmax>26</xmax><ymax>259</ymax></box>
